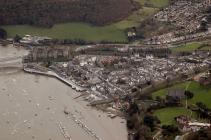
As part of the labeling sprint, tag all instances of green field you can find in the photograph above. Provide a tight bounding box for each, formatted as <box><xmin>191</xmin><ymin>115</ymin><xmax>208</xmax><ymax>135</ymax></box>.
<box><xmin>2</xmin><ymin>6</ymin><xmax>158</xmax><ymax>42</ymax></box>
<box><xmin>171</xmin><ymin>42</ymin><xmax>202</xmax><ymax>53</ymax></box>
<box><xmin>152</xmin><ymin>82</ymin><xmax>189</xmax><ymax>99</ymax></box>
<box><xmin>1</xmin><ymin>0</ymin><xmax>170</xmax><ymax>42</ymax></box>
<box><xmin>152</xmin><ymin>81</ymin><xmax>211</xmax><ymax>108</ymax></box>
<box><xmin>154</xmin><ymin>107</ymin><xmax>194</xmax><ymax>125</ymax></box>
<box><xmin>136</xmin><ymin>0</ymin><xmax>170</xmax><ymax>8</ymax></box>
<box><xmin>200</xmin><ymin>46</ymin><xmax>211</xmax><ymax>50</ymax></box>
<box><xmin>2</xmin><ymin>23</ymin><xmax>127</xmax><ymax>42</ymax></box>
<box><xmin>114</xmin><ymin>7</ymin><xmax>158</xmax><ymax>29</ymax></box>
<box><xmin>171</xmin><ymin>40</ymin><xmax>211</xmax><ymax>52</ymax></box>
<box><xmin>120</xmin><ymin>0</ymin><xmax>170</xmax><ymax>29</ymax></box>
<box><xmin>153</xmin><ymin>81</ymin><xmax>211</xmax><ymax>125</ymax></box>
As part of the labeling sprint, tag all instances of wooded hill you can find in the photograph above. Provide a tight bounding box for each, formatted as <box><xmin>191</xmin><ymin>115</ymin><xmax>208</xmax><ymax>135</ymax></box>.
<box><xmin>0</xmin><ymin>0</ymin><xmax>138</xmax><ymax>27</ymax></box>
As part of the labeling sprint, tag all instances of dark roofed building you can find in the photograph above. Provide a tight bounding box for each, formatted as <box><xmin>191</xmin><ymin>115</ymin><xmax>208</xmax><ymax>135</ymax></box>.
<box><xmin>167</xmin><ymin>89</ymin><xmax>186</xmax><ymax>100</ymax></box>
<box><xmin>199</xmin><ymin>70</ymin><xmax>211</xmax><ymax>86</ymax></box>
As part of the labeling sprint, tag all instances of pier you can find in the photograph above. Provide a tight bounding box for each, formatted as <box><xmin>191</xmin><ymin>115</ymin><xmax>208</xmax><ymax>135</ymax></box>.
<box><xmin>23</xmin><ymin>67</ymin><xmax>85</xmax><ymax>92</ymax></box>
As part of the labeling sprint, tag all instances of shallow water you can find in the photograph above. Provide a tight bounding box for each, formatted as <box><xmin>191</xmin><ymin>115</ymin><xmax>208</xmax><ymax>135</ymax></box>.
<box><xmin>0</xmin><ymin>45</ymin><xmax>127</xmax><ymax>140</ymax></box>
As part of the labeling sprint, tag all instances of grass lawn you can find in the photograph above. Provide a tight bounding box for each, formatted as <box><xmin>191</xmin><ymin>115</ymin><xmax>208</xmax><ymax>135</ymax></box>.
<box><xmin>152</xmin><ymin>81</ymin><xmax>211</xmax><ymax>108</ymax></box>
<box><xmin>1</xmin><ymin>0</ymin><xmax>171</xmax><ymax>42</ymax></box>
<box><xmin>2</xmin><ymin>6</ymin><xmax>157</xmax><ymax>42</ymax></box>
<box><xmin>171</xmin><ymin>42</ymin><xmax>202</xmax><ymax>53</ymax></box>
<box><xmin>117</xmin><ymin>0</ymin><xmax>170</xmax><ymax>29</ymax></box>
<box><xmin>2</xmin><ymin>6</ymin><xmax>158</xmax><ymax>42</ymax></box>
<box><xmin>110</xmin><ymin>0</ymin><xmax>171</xmax><ymax>29</ymax></box>
<box><xmin>154</xmin><ymin>107</ymin><xmax>194</xmax><ymax>125</ymax></box>
<box><xmin>152</xmin><ymin>82</ymin><xmax>189</xmax><ymax>99</ymax></box>
<box><xmin>114</xmin><ymin>7</ymin><xmax>158</xmax><ymax>29</ymax></box>
<box><xmin>136</xmin><ymin>0</ymin><xmax>170</xmax><ymax>8</ymax></box>
<box><xmin>153</xmin><ymin>81</ymin><xmax>211</xmax><ymax>125</ymax></box>
<box><xmin>199</xmin><ymin>45</ymin><xmax>211</xmax><ymax>51</ymax></box>
<box><xmin>147</xmin><ymin>0</ymin><xmax>170</xmax><ymax>7</ymax></box>
<box><xmin>1</xmin><ymin>23</ymin><xmax>127</xmax><ymax>42</ymax></box>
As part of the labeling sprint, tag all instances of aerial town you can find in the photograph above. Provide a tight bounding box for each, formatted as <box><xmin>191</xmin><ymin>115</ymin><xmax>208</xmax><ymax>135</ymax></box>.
<box><xmin>24</xmin><ymin>45</ymin><xmax>211</xmax><ymax>101</ymax></box>
<box><xmin>0</xmin><ymin>0</ymin><xmax>211</xmax><ymax>140</ymax></box>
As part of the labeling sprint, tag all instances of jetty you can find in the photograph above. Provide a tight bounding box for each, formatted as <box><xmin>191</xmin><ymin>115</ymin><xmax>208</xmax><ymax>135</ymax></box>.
<box><xmin>23</xmin><ymin>67</ymin><xmax>85</xmax><ymax>92</ymax></box>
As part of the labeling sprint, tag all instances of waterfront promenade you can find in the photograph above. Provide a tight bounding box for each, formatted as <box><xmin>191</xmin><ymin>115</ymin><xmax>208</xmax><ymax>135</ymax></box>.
<box><xmin>23</xmin><ymin>67</ymin><xmax>85</xmax><ymax>92</ymax></box>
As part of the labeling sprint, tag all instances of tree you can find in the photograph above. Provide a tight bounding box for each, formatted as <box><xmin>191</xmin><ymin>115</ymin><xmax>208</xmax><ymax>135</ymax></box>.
<box><xmin>0</xmin><ymin>28</ymin><xmax>7</xmax><ymax>39</ymax></box>
<box><xmin>162</xmin><ymin>125</ymin><xmax>179</xmax><ymax>136</ymax></box>
<box><xmin>143</xmin><ymin>115</ymin><xmax>157</xmax><ymax>131</ymax></box>
<box><xmin>134</xmin><ymin>125</ymin><xmax>153</xmax><ymax>140</ymax></box>
<box><xmin>196</xmin><ymin>102</ymin><xmax>207</xmax><ymax>110</ymax></box>
<box><xmin>14</xmin><ymin>34</ymin><xmax>22</xmax><ymax>42</ymax></box>
<box><xmin>126</xmin><ymin>119</ymin><xmax>135</xmax><ymax>130</ymax></box>
<box><xmin>131</xmin><ymin>87</ymin><xmax>138</xmax><ymax>93</ymax></box>
<box><xmin>155</xmin><ymin>96</ymin><xmax>162</xmax><ymax>101</ymax></box>
<box><xmin>165</xmin><ymin>95</ymin><xmax>181</xmax><ymax>106</ymax></box>
<box><xmin>184</xmin><ymin>90</ymin><xmax>194</xmax><ymax>99</ymax></box>
<box><xmin>186</xmin><ymin>128</ymin><xmax>211</xmax><ymax>140</ymax></box>
<box><xmin>127</xmin><ymin>102</ymin><xmax>140</xmax><ymax>116</ymax></box>
<box><xmin>200</xmin><ymin>20</ymin><xmax>208</xmax><ymax>31</ymax></box>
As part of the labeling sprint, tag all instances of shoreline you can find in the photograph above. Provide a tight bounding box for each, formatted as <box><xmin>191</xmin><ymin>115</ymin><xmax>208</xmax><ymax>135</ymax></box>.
<box><xmin>23</xmin><ymin>67</ymin><xmax>85</xmax><ymax>92</ymax></box>
<box><xmin>0</xmin><ymin>44</ymin><xmax>128</xmax><ymax>140</ymax></box>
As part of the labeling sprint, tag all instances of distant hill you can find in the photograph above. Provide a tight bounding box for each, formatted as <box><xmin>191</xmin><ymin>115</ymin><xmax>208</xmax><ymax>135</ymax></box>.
<box><xmin>0</xmin><ymin>0</ymin><xmax>138</xmax><ymax>27</ymax></box>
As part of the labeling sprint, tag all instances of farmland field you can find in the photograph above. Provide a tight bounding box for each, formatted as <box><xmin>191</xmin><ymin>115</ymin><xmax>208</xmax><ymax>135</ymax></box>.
<box><xmin>152</xmin><ymin>81</ymin><xmax>211</xmax><ymax>108</ymax></box>
<box><xmin>171</xmin><ymin>42</ymin><xmax>202</xmax><ymax>52</ymax></box>
<box><xmin>1</xmin><ymin>23</ymin><xmax>127</xmax><ymax>42</ymax></box>
<box><xmin>154</xmin><ymin>107</ymin><xmax>195</xmax><ymax>125</ymax></box>
<box><xmin>1</xmin><ymin>0</ymin><xmax>170</xmax><ymax>42</ymax></box>
<box><xmin>136</xmin><ymin>0</ymin><xmax>170</xmax><ymax>8</ymax></box>
<box><xmin>153</xmin><ymin>81</ymin><xmax>211</xmax><ymax>125</ymax></box>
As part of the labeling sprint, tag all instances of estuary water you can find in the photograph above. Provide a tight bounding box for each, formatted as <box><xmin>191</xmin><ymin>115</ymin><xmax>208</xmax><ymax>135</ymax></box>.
<box><xmin>0</xmin><ymin>45</ymin><xmax>127</xmax><ymax>140</ymax></box>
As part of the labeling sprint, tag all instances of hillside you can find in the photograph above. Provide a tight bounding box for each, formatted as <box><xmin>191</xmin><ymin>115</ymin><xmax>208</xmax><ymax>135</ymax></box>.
<box><xmin>0</xmin><ymin>0</ymin><xmax>138</xmax><ymax>27</ymax></box>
